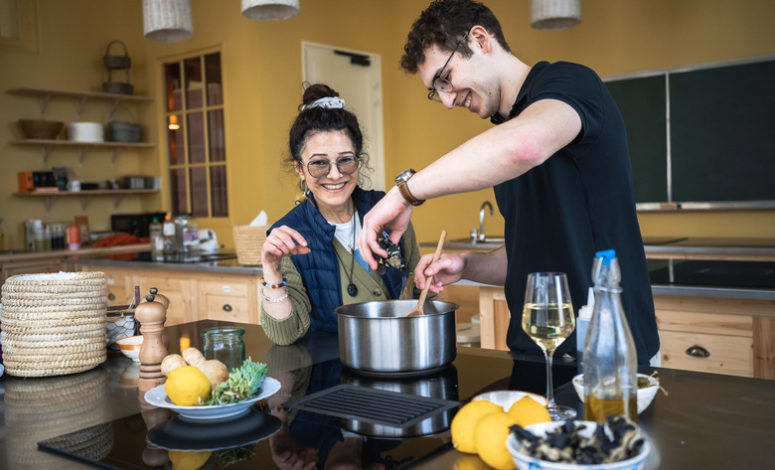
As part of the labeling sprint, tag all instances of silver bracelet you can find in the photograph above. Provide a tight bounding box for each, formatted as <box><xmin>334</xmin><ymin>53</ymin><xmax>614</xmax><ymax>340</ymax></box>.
<box><xmin>261</xmin><ymin>287</ymin><xmax>289</xmax><ymax>303</ymax></box>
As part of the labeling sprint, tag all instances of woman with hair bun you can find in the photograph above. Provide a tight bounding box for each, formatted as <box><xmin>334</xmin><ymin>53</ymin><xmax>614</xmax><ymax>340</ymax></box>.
<box><xmin>259</xmin><ymin>84</ymin><xmax>423</xmax><ymax>345</ymax></box>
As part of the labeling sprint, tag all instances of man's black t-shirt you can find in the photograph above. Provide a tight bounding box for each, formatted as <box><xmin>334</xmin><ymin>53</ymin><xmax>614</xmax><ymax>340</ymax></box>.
<box><xmin>492</xmin><ymin>61</ymin><xmax>660</xmax><ymax>364</ymax></box>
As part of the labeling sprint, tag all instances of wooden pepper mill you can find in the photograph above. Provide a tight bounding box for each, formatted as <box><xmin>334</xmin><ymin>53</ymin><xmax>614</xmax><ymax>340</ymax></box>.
<box><xmin>135</xmin><ymin>287</ymin><xmax>169</xmax><ymax>392</ymax></box>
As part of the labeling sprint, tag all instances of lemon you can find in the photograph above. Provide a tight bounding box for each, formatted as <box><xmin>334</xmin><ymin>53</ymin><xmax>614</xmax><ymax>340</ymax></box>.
<box><xmin>507</xmin><ymin>396</ymin><xmax>551</xmax><ymax>427</ymax></box>
<box><xmin>168</xmin><ymin>450</ymin><xmax>212</xmax><ymax>470</ymax></box>
<box><xmin>451</xmin><ymin>400</ymin><xmax>503</xmax><ymax>454</ymax></box>
<box><xmin>165</xmin><ymin>365</ymin><xmax>211</xmax><ymax>406</ymax></box>
<box><xmin>474</xmin><ymin>412</ymin><xmax>518</xmax><ymax>470</ymax></box>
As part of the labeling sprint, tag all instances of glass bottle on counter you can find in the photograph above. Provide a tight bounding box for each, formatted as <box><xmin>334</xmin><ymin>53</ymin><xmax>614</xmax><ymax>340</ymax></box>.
<box><xmin>162</xmin><ymin>213</ymin><xmax>176</xmax><ymax>258</ymax></box>
<box><xmin>149</xmin><ymin>217</ymin><xmax>164</xmax><ymax>261</ymax></box>
<box><xmin>582</xmin><ymin>249</ymin><xmax>638</xmax><ymax>424</ymax></box>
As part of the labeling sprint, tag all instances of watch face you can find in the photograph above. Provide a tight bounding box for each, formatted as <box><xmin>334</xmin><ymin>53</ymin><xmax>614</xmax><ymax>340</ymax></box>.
<box><xmin>395</xmin><ymin>169</ymin><xmax>414</xmax><ymax>183</ymax></box>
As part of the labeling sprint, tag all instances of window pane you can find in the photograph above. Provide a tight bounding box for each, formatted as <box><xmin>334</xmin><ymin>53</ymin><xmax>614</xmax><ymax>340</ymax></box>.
<box><xmin>164</xmin><ymin>62</ymin><xmax>182</xmax><ymax>112</ymax></box>
<box><xmin>208</xmin><ymin>109</ymin><xmax>226</xmax><ymax>162</ymax></box>
<box><xmin>190</xmin><ymin>167</ymin><xmax>208</xmax><ymax>217</ymax></box>
<box><xmin>210</xmin><ymin>165</ymin><xmax>228</xmax><ymax>217</ymax></box>
<box><xmin>170</xmin><ymin>168</ymin><xmax>188</xmax><ymax>214</ymax></box>
<box><xmin>184</xmin><ymin>56</ymin><xmax>202</xmax><ymax>109</ymax></box>
<box><xmin>167</xmin><ymin>114</ymin><xmax>184</xmax><ymax>165</ymax></box>
<box><xmin>205</xmin><ymin>53</ymin><xmax>222</xmax><ymax>106</ymax></box>
<box><xmin>187</xmin><ymin>112</ymin><xmax>205</xmax><ymax>164</ymax></box>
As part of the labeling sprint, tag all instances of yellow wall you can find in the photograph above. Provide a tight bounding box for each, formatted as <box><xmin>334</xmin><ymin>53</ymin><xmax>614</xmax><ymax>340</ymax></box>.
<box><xmin>2</xmin><ymin>0</ymin><xmax>774</xmax><ymax>251</ymax></box>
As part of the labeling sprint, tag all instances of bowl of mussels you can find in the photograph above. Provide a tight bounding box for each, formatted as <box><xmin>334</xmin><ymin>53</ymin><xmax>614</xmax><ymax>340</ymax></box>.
<box><xmin>506</xmin><ymin>416</ymin><xmax>650</xmax><ymax>469</ymax></box>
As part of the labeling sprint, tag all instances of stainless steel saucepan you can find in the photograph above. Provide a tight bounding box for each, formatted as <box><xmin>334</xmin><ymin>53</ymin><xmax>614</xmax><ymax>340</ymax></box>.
<box><xmin>336</xmin><ymin>299</ymin><xmax>458</xmax><ymax>377</ymax></box>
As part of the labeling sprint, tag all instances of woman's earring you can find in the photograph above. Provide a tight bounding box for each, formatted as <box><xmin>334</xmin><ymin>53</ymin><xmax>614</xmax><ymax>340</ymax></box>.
<box><xmin>295</xmin><ymin>179</ymin><xmax>309</xmax><ymax>205</ymax></box>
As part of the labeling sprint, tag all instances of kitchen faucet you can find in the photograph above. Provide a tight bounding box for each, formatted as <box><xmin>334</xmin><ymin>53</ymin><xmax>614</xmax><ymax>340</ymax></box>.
<box><xmin>478</xmin><ymin>201</ymin><xmax>493</xmax><ymax>242</ymax></box>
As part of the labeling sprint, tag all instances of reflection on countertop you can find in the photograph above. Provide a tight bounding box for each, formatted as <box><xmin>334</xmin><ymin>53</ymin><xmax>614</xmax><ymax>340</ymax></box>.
<box><xmin>63</xmin><ymin>251</ymin><xmax>263</xmax><ymax>275</ymax></box>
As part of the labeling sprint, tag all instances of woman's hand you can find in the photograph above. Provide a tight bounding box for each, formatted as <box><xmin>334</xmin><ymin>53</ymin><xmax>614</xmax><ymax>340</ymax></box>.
<box><xmin>413</xmin><ymin>253</ymin><xmax>465</xmax><ymax>294</ymax></box>
<box><xmin>262</xmin><ymin>226</ymin><xmax>310</xmax><ymax>277</ymax></box>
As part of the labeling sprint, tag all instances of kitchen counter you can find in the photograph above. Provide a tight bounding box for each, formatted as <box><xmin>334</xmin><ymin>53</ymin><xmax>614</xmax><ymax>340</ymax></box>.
<box><xmin>3</xmin><ymin>320</ymin><xmax>774</xmax><ymax>469</ymax></box>
<box><xmin>64</xmin><ymin>251</ymin><xmax>263</xmax><ymax>276</ymax></box>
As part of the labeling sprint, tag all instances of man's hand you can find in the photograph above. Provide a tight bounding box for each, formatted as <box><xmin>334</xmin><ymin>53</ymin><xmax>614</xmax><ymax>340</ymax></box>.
<box><xmin>413</xmin><ymin>253</ymin><xmax>465</xmax><ymax>294</ymax></box>
<box><xmin>358</xmin><ymin>186</ymin><xmax>413</xmax><ymax>270</ymax></box>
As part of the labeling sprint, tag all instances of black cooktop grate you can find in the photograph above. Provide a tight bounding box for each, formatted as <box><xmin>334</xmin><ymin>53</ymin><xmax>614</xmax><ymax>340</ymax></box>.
<box><xmin>288</xmin><ymin>384</ymin><xmax>459</xmax><ymax>428</ymax></box>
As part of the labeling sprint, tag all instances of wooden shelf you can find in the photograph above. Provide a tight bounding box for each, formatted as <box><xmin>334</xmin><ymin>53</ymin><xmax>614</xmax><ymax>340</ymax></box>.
<box><xmin>7</xmin><ymin>86</ymin><xmax>153</xmax><ymax>121</ymax></box>
<box><xmin>14</xmin><ymin>189</ymin><xmax>160</xmax><ymax>215</ymax></box>
<box><xmin>13</xmin><ymin>139</ymin><xmax>154</xmax><ymax>148</ymax></box>
<box><xmin>8</xmin><ymin>87</ymin><xmax>153</xmax><ymax>102</ymax></box>
<box><xmin>12</xmin><ymin>139</ymin><xmax>155</xmax><ymax>167</ymax></box>
<box><xmin>15</xmin><ymin>189</ymin><xmax>158</xmax><ymax>197</ymax></box>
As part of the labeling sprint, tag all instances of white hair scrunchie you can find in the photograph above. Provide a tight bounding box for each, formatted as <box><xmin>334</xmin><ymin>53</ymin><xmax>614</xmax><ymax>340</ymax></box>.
<box><xmin>302</xmin><ymin>96</ymin><xmax>345</xmax><ymax>110</ymax></box>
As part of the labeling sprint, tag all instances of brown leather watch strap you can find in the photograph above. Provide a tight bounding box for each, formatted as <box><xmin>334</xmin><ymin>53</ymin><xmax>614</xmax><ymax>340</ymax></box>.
<box><xmin>397</xmin><ymin>178</ymin><xmax>424</xmax><ymax>206</ymax></box>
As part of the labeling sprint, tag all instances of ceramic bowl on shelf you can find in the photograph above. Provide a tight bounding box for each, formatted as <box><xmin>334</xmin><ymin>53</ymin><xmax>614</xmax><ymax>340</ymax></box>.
<box><xmin>18</xmin><ymin>119</ymin><xmax>63</xmax><ymax>140</ymax></box>
<box><xmin>572</xmin><ymin>373</ymin><xmax>659</xmax><ymax>414</ymax></box>
<box><xmin>116</xmin><ymin>335</ymin><xmax>143</xmax><ymax>362</ymax></box>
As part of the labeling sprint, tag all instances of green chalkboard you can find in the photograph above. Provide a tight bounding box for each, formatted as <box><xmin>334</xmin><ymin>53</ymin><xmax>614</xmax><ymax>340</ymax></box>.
<box><xmin>670</xmin><ymin>60</ymin><xmax>775</xmax><ymax>202</ymax></box>
<box><xmin>606</xmin><ymin>76</ymin><xmax>668</xmax><ymax>203</ymax></box>
<box><xmin>604</xmin><ymin>57</ymin><xmax>775</xmax><ymax>207</ymax></box>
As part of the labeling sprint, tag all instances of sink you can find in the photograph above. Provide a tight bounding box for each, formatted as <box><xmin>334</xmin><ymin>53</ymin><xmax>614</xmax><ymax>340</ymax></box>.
<box><xmin>446</xmin><ymin>236</ymin><xmax>505</xmax><ymax>246</ymax></box>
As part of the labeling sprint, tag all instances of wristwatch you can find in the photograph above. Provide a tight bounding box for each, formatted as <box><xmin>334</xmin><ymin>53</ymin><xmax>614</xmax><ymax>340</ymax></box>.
<box><xmin>394</xmin><ymin>169</ymin><xmax>425</xmax><ymax>206</ymax></box>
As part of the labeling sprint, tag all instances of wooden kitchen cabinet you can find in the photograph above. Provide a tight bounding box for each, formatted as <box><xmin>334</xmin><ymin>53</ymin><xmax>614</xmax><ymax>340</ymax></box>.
<box><xmin>478</xmin><ymin>286</ymin><xmax>775</xmax><ymax>379</ymax></box>
<box><xmin>74</xmin><ymin>264</ymin><xmax>261</xmax><ymax>326</ymax></box>
<box><xmin>654</xmin><ymin>295</ymin><xmax>775</xmax><ymax>379</ymax></box>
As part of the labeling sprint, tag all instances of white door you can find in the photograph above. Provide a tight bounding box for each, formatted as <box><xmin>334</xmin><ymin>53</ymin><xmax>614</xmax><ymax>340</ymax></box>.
<box><xmin>302</xmin><ymin>42</ymin><xmax>385</xmax><ymax>190</ymax></box>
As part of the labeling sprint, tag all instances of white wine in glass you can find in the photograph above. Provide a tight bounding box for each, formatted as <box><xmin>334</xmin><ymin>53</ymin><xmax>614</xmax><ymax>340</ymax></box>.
<box><xmin>521</xmin><ymin>272</ymin><xmax>577</xmax><ymax>421</ymax></box>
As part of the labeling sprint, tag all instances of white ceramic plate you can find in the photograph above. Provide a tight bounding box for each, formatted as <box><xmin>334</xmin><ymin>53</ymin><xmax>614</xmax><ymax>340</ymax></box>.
<box><xmin>145</xmin><ymin>376</ymin><xmax>281</xmax><ymax>423</ymax></box>
<box><xmin>472</xmin><ymin>390</ymin><xmax>548</xmax><ymax>411</ymax></box>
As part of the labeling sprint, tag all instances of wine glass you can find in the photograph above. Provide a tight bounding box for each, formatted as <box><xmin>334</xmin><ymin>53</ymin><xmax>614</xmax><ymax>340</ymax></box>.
<box><xmin>521</xmin><ymin>272</ymin><xmax>577</xmax><ymax>421</ymax></box>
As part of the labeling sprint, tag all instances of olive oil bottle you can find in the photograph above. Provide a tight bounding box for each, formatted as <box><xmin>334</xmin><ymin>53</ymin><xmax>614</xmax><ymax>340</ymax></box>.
<box><xmin>582</xmin><ymin>249</ymin><xmax>638</xmax><ymax>424</ymax></box>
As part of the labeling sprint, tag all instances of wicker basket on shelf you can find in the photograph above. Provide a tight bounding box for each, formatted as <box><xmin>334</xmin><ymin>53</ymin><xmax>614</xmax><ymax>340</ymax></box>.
<box><xmin>0</xmin><ymin>271</ymin><xmax>107</xmax><ymax>377</ymax></box>
<box><xmin>233</xmin><ymin>225</ymin><xmax>267</xmax><ymax>265</ymax></box>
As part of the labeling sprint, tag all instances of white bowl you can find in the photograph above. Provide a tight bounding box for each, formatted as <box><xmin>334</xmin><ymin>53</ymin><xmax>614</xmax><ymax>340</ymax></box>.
<box><xmin>472</xmin><ymin>390</ymin><xmax>548</xmax><ymax>411</ymax></box>
<box><xmin>572</xmin><ymin>373</ymin><xmax>659</xmax><ymax>414</ymax></box>
<box><xmin>116</xmin><ymin>335</ymin><xmax>143</xmax><ymax>362</ymax></box>
<box><xmin>507</xmin><ymin>420</ymin><xmax>651</xmax><ymax>470</ymax></box>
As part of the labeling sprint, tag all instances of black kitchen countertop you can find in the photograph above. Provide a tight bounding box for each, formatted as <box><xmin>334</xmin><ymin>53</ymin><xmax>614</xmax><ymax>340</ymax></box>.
<box><xmin>3</xmin><ymin>320</ymin><xmax>774</xmax><ymax>469</ymax></box>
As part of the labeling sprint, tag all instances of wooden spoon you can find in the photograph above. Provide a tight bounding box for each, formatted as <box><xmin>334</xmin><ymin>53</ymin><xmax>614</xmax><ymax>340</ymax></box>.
<box><xmin>406</xmin><ymin>230</ymin><xmax>447</xmax><ymax>317</ymax></box>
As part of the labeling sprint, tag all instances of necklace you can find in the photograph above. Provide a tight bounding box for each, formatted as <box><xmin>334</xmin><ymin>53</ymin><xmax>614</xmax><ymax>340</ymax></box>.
<box><xmin>333</xmin><ymin>214</ymin><xmax>358</xmax><ymax>297</ymax></box>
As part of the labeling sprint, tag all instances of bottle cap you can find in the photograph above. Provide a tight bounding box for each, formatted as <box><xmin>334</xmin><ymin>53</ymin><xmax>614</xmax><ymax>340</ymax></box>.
<box><xmin>594</xmin><ymin>249</ymin><xmax>616</xmax><ymax>266</ymax></box>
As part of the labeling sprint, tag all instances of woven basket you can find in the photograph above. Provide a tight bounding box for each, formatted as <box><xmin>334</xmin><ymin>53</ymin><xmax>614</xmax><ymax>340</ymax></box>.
<box><xmin>233</xmin><ymin>225</ymin><xmax>267</xmax><ymax>265</ymax></box>
<box><xmin>0</xmin><ymin>271</ymin><xmax>107</xmax><ymax>377</ymax></box>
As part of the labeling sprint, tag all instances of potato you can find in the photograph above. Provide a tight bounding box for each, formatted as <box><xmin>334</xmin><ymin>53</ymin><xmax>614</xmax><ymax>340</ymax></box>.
<box><xmin>161</xmin><ymin>354</ymin><xmax>187</xmax><ymax>376</ymax></box>
<box><xmin>182</xmin><ymin>347</ymin><xmax>206</xmax><ymax>367</ymax></box>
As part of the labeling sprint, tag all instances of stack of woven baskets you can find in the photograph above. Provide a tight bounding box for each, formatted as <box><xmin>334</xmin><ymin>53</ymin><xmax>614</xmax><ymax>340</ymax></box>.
<box><xmin>1</xmin><ymin>271</ymin><xmax>107</xmax><ymax>377</ymax></box>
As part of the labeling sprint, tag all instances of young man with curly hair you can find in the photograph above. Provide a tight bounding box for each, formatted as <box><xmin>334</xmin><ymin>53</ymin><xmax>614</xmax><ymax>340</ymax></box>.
<box><xmin>358</xmin><ymin>0</ymin><xmax>660</xmax><ymax>366</ymax></box>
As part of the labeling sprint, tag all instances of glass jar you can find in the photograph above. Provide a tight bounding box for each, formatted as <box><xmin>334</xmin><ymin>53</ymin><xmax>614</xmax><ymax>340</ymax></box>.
<box><xmin>201</xmin><ymin>326</ymin><xmax>245</xmax><ymax>371</ymax></box>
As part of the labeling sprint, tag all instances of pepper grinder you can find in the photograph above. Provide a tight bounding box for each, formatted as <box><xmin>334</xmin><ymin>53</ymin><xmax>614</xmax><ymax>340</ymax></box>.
<box><xmin>135</xmin><ymin>287</ymin><xmax>169</xmax><ymax>392</ymax></box>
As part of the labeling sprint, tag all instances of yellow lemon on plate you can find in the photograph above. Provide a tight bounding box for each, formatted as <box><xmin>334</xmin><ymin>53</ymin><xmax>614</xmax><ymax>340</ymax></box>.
<box><xmin>507</xmin><ymin>396</ymin><xmax>551</xmax><ymax>427</ymax></box>
<box><xmin>474</xmin><ymin>412</ymin><xmax>518</xmax><ymax>470</ymax></box>
<box><xmin>451</xmin><ymin>400</ymin><xmax>503</xmax><ymax>454</ymax></box>
<box><xmin>453</xmin><ymin>453</ymin><xmax>490</xmax><ymax>470</ymax></box>
<box><xmin>169</xmin><ymin>450</ymin><xmax>212</xmax><ymax>470</ymax></box>
<box><xmin>165</xmin><ymin>365</ymin><xmax>211</xmax><ymax>406</ymax></box>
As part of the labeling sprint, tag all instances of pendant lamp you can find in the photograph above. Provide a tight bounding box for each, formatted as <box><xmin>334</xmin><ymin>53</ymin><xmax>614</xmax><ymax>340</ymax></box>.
<box><xmin>143</xmin><ymin>0</ymin><xmax>193</xmax><ymax>42</ymax></box>
<box><xmin>241</xmin><ymin>0</ymin><xmax>300</xmax><ymax>21</ymax></box>
<box><xmin>530</xmin><ymin>0</ymin><xmax>581</xmax><ymax>30</ymax></box>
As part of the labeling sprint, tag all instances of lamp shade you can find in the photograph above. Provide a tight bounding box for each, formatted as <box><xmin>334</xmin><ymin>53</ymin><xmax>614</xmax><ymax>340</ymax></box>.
<box><xmin>143</xmin><ymin>0</ymin><xmax>193</xmax><ymax>42</ymax></box>
<box><xmin>530</xmin><ymin>0</ymin><xmax>581</xmax><ymax>30</ymax></box>
<box><xmin>241</xmin><ymin>0</ymin><xmax>300</xmax><ymax>21</ymax></box>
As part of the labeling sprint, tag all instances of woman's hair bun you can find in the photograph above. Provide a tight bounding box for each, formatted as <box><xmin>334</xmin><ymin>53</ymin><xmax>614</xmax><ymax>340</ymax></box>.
<box><xmin>302</xmin><ymin>83</ymin><xmax>339</xmax><ymax>107</ymax></box>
